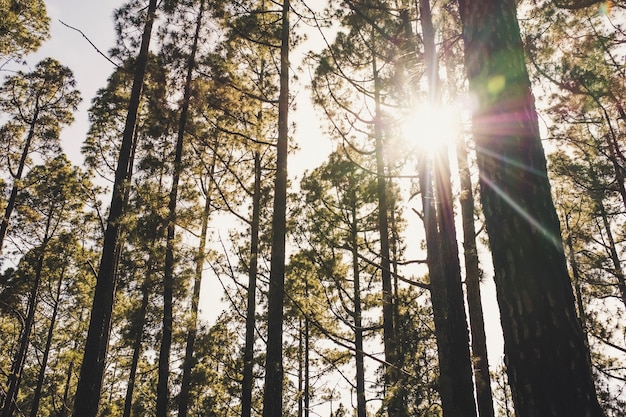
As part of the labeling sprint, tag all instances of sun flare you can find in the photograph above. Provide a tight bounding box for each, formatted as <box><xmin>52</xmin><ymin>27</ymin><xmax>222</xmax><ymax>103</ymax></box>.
<box><xmin>401</xmin><ymin>103</ymin><xmax>462</xmax><ymax>155</ymax></box>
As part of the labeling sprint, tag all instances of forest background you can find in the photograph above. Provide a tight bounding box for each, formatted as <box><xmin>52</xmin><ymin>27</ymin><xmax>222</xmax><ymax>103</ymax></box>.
<box><xmin>0</xmin><ymin>1</ymin><xmax>625</xmax><ymax>417</ymax></box>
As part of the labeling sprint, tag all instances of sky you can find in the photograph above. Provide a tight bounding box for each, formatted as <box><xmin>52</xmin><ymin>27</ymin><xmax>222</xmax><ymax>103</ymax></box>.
<box><xmin>19</xmin><ymin>0</ymin><xmax>126</xmax><ymax>163</ymax></box>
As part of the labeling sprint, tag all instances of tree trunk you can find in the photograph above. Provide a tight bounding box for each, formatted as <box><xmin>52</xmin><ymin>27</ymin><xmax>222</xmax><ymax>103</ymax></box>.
<box><xmin>262</xmin><ymin>1</ymin><xmax>290</xmax><ymax>416</ymax></box>
<box><xmin>564</xmin><ymin>215</ymin><xmax>587</xmax><ymax>330</ymax></box>
<box><xmin>418</xmin><ymin>0</ymin><xmax>477</xmax><ymax>414</ymax></box>
<box><xmin>122</xmin><ymin>265</ymin><xmax>153</xmax><ymax>417</ymax></box>
<box><xmin>351</xmin><ymin>205</ymin><xmax>367</xmax><ymax>417</ymax></box>
<box><xmin>2</xmin><ymin>238</ymin><xmax>49</xmax><ymax>417</ymax></box>
<box><xmin>0</xmin><ymin>105</ymin><xmax>39</xmax><ymax>253</ymax></box>
<box><xmin>29</xmin><ymin>264</ymin><xmax>67</xmax><ymax>417</ymax></box>
<box><xmin>457</xmin><ymin>136</ymin><xmax>495</xmax><ymax>417</ymax></box>
<box><xmin>596</xmin><ymin>198</ymin><xmax>626</xmax><ymax>308</ymax></box>
<box><xmin>155</xmin><ymin>1</ymin><xmax>204</xmax><ymax>415</ymax></box>
<box><xmin>72</xmin><ymin>1</ymin><xmax>158</xmax><ymax>415</ymax></box>
<box><xmin>372</xmin><ymin>43</ymin><xmax>401</xmax><ymax>417</ymax></box>
<box><xmin>178</xmin><ymin>158</ymin><xmax>214</xmax><ymax>417</ymax></box>
<box><xmin>241</xmin><ymin>152</ymin><xmax>262</xmax><ymax>417</ymax></box>
<box><xmin>457</xmin><ymin>0</ymin><xmax>604</xmax><ymax>415</ymax></box>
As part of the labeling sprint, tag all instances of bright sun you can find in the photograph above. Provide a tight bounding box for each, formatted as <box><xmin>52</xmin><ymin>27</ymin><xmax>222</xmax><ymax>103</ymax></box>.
<box><xmin>401</xmin><ymin>103</ymin><xmax>462</xmax><ymax>155</ymax></box>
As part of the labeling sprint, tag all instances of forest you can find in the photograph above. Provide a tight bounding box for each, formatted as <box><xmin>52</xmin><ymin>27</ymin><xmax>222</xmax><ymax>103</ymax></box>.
<box><xmin>0</xmin><ymin>0</ymin><xmax>625</xmax><ymax>416</ymax></box>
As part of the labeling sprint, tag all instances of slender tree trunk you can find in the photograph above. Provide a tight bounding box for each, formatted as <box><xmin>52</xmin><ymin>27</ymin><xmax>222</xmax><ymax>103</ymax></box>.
<box><xmin>457</xmin><ymin>0</ymin><xmax>603</xmax><ymax>415</ymax></box>
<box><xmin>0</xmin><ymin>105</ymin><xmax>39</xmax><ymax>253</ymax></box>
<box><xmin>298</xmin><ymin>318</ymin><xmax>303</xmax><ymax>417</ymax></box>
<box><xmin>262</xmin><ymin>1</ymin><xmax>290</xmax><ymax>416</ymax></box>
<box><xmin>371</xmin><ymin>43</ymin><xmax>402</xmax><ymax>417</ymax></box>
<box><xmin>351</xmin><ymin>205</ymin><xmax>367</xmax><ymax>417</ymax></box>
<box><xmin>457</xmin><ymin>136</ymin><xmax>495</xmax><ymax>417</ymax></box>
<box><xmin>418</xmin><ymin>0</ymin><xmax>477</xmax><ymax>414</ymax></box>
<box><xmin>29</xmin><ymin>264</ymin><xmax>67</xmax><ymax>417</ymax></box>
<box><xmin>2</xmin><ymin>238</ymin><xmax>49</xmax><ymax>417</ymax></box>
<box><xmin>595</xmin><ymin>199</ymin><xmax>626</xmax><ymax>308</ymax></box>
<box><xmin>58</xmin><ymin>314</ymin><xmax>81</xmax><ymax>417</ymax></box>
<box><xmin>178</xmin><ymin>159</ymin><xmax>214</xmax><ymax>417</ymax></box>
<box><xmin>155</xmin><ymin>1</ymin><xmax>204</xmax><ymax>415</ymax></box>
<box><xmin>122</xmin><ymin>265</ymin><xmax>153</xmax><ymax>417</ymax></box>
<box><xmin>72</xmin><ymin>1</ymin><xmax>158</xmax><ymax>415</ymax></box>
<box><xmin>304</xmin><ymin>281</ymin><xmax>310</xmax><ymax>417</ymax></box>
<box><xmin>434</xmin><ymin>145</ymin><xmax>478</xmax><ymax>417</ymax></box>
<box><xmin>241</xmin><ymin>152</ymin><xmax>262</xmax><ymax>417</ymax></box>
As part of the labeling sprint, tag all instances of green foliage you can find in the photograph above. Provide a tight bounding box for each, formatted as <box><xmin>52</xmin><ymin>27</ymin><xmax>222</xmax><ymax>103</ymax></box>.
<box><xmin>0</xmin><ymin>0</ymin><xmax>50</xmax><ymax>62</ymax></box>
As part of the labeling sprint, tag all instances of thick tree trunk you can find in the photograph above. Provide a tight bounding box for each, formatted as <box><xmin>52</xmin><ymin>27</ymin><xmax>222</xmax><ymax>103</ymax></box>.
<box><xmin>72</xmin><ymin>1</ymin><xmax>158</xmax><ymax>415</ymax></box>
<box><xmin>262</xmin><ymin>1</ymin><xmax>290</xmax><ymax>416</ymax></box>
<box><xmin>457</xmin><ymin>0</ymin><xmax>604</xmax><ymax>415</ymax></box>
<box><xmin>241</xmin><ymin>152</ymin><xmax>262</xmax><ymax>417</ymax></box>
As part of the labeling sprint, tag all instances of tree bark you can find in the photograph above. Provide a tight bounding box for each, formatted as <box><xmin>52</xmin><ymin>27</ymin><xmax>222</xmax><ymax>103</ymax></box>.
<box><xmin>178</xmin><ymin>158</ymin><xmax>213</xmax><ymax>417</ymax></box>
<box><xmin>418</xmin><ymin>0</ymin><xmax>477</xmax><ymax>414</ymax></box>
<box><xmin>122</xmin><ymin>265</ymin><xmax>153</xmax><ymax>417</ymax></box>
<box><xmin>372</xmin><ymin>41</ymin><xmax>402</xmax><ymax>417</ymax></box>
<box><xmin>457</xmin><ymin>136</ymin><xmax>495</xmax><ymax>417</ymax></box>
<box><xmin>155</xmin><ymin>0</ymin><xmax>204</xmax><ymax>415</ymax></box>
<box><xmin>457</xmin><ymin>0</ymin><xmax>604</xmax><ymax>415</ymax></box>
<box><xmin>241</xmin><ymin>152</ymin><xmax>262</xmax><ymax>417</ymax></box>
<box><xmin>2</xmin><ymin>237</ymin><xmax>49</xmax><ymax>417</ymax></box>
<box><xmin>29</xmin><ymin>264</ymin><xmax>66</xmax><ymax>417</ymax></box>
<box><xmin>72</xmin><ymin>1</ymin><xmax>158</xmax><ymax>415</ymax></box>
<box><xmin>262</xmin><ymin>1</ymin><xmax>290</xmax><ymax>416</ymax></box>
<box><xmin>351</xmin><ymin>205</ymin><xmax>367</xmax><ymax>417</ymax></box>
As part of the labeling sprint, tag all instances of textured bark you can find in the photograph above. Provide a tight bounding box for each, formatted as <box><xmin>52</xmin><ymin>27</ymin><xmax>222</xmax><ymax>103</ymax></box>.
<box><xmin>457</xmin><ymin>0</ymin><xmax>604</xmax><ymax>415</ymax></box>
<box><xmin>262</xmin><ymin>1</ymin><xmax>289</xmax><ymax>416</ymax></box>
<box><xmin>72</xmin><ymin>1</ymin><xmax>157</xmax><ymax>415</ymax></box>
<box><xmin>241</xmin><ymin>152</ymin><xmax>261</xmax><ymax>417</ymax></box>
<box><xmin>457</xmin><ymin>137</ymin><xmax>495</xmax><ymax>417</ymax></box>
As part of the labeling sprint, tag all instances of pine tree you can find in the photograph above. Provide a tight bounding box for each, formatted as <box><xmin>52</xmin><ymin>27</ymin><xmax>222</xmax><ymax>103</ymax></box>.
<box><xmin>0</xmin><ymin>0</ymin><xmax>49</xmax><ymax>63</ymax></box>
<box><xmin>0</xmin><ymin>58</ymin><xmax>81</xmax><ymax>255</ymax></box>
<box><xmin>72</xmin><ymin>0</ymin><xmax>159</xmax><ymax>415</ymax></box>
<box><xmin>457</xmin><ymin>0</ymin><xmax>604</xmax><ymax>414</ymax></box>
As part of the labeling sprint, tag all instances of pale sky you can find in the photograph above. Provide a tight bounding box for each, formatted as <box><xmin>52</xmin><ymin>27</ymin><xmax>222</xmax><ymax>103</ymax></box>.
<box><xmin>19</xmin><ymin>0</ymin><xmax>126</xmax><ymax>163</ymax></box>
